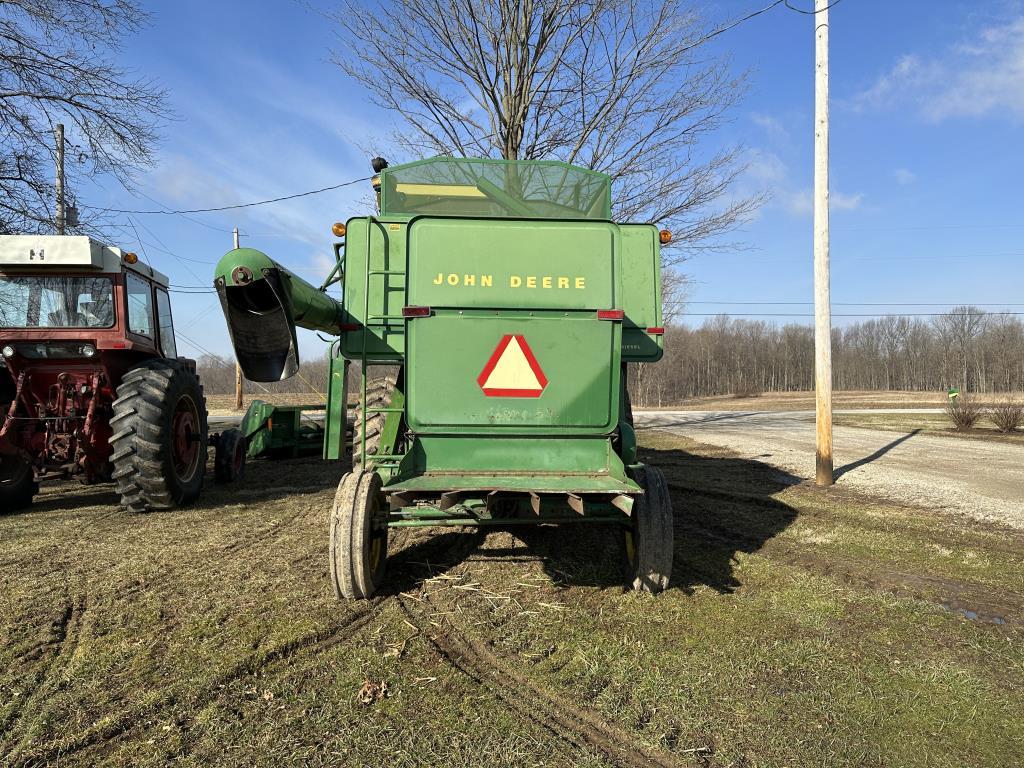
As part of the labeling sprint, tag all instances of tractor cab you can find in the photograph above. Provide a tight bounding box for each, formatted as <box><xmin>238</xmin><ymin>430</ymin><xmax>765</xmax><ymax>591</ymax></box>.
<box><xmin>0</xmin><ymin>236</ymin><xmax>178</xmax><ymax>374</ymax></box>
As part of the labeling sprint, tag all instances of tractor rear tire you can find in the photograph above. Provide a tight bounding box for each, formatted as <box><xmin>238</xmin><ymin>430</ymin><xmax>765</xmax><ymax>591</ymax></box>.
<box><xmin>352</xmin><ymin>376</ymin><xmax>395</xmax><ymax>468</ymax></box>
<box><xmin>214</xmin><ymin>428</ymin><xmax>246</xmax><ymax>483</ymax></box>
<box><xmin>622</xmin><ymin>465</ymin><xmax>673</xmax><ymax>593</ymax></box>
<box><xmin>110</xmin><ymin>359</ymin><xmax>208</xmax><ymax>513</ymax></box>
<box><xmin>329</xmin><ymin>469</ymin><xmax>388</xmax><ymax>599</ymax></box>
<box><xmin>0</xmin><ymin>455</ymin><xmax>36</xmax><ymax>512</ymax></box>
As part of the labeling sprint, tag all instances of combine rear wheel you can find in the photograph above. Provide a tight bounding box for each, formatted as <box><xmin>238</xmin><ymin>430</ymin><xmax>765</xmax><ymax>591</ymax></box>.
<box><xmin>110</xmin><ymin>359</ymin><xmax>208</xmax><ymax>513</ymax></box>
<box><xmin>0</xmin><ymin>455</ymin><xmax>36</xmax><ymax>512</ymax></box>
<box><xmin>214</xmin><ymin>428</ymin><xmax>246</xmax><ymax>483</ymax></box>
<box><xmin>329</xmin><ymin>470</ymin><xmax>388</xmax><ymax>599</ymax></box>
<box><xmin>622</xmin><ymin>465</ymin><xmax>673</xmax><ymax>593</ymax></box>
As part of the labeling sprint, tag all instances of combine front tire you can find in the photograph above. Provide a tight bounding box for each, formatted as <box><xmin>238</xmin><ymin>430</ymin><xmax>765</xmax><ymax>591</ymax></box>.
<box><xmin>0</xmin><ymin>456</ymin><xmax>36</xmax><ymax>512</ymax></box>
<box><xmin>110</xmin><ymin>360</ymin><xmax>208</xmax><ymax>513</ymax></box>
<box><xmin>622</xmin><ymin>465</ymin><xmax>674</xmax><ymax>593</ymax></box>
<box><xmin>329</xmin><ymin>470</ymin><xmax>388</xmax><ymax>599</ymax></box>
<box><xmin>214</xmin><ymin>428</ymin><xmax>246</xmax><ymax>483</ymax></box>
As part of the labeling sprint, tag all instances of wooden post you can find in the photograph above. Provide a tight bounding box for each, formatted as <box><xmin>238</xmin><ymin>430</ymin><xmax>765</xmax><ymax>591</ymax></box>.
<box><xmin>55</xmin><ymin>124</ymin><xmax>65</xmax><ymax>235</ymax></box>
<box><xmin>233</xmin><ymin>227</ymin><xmax>244</xmax><ymax>411</ymax></box>
<box><xmin>813</xmin><ymin>0</ymin><xmax>833</xmax><ymax>486</ymax></box>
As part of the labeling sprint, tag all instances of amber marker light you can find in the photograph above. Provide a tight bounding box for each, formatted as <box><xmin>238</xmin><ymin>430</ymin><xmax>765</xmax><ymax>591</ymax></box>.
<box><xmin>124</xmin><ymin>252</ymin><xmax>139</xmax><ymax>264</ymax></box>
<box><xmin>659</xmin><ymin>229</ymin><xmax>672</xmax><ymax>245</ymax></box>
<box><xmin>332</xmin><ymin>222</ymin><xmax>347</xmax><ymax>237</ymax></box>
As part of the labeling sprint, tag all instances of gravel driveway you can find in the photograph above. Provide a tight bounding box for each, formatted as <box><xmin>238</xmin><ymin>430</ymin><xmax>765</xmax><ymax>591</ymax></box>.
<box><xmin>636</xmin><ymin>410</ymin><xmax>1024</xmax><ymax>529</ymax></box>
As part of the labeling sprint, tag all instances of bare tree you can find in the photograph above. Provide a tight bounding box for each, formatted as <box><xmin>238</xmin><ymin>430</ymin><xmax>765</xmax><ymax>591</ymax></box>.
<box><xmin>332</xmin><ymin>0</ymin><xmax>761</xmax><ymax>264</ymax></box>
<box><xmin>0</xmin><ymin>0</ymin><xmax>168</xmax><ymax>234</ymax></box>
<box><xmin>933</xmin><ymin>306</ymin><xmax>987</xmax><ymax>393</ymax></box>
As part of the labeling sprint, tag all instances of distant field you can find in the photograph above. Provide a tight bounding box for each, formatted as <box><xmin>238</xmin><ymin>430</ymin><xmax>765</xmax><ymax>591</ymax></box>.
<box><xmin>2</xmin><ymin>431</ymin><xmax>1021</xmax><ymax>767</ymax></box>
<box><xmin>649</xmin><ymin>390</ymin><xmax>1024</xmax><ymax>412</ymax></box>
<box><xmin>206</xmin><ymin>392</ymin><xmax>327</xmax><ymax>417</ymax></box>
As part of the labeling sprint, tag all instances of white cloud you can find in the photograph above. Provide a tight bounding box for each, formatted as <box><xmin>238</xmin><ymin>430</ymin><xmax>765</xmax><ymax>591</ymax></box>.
<box><xmin>750</xmin><ymin>112</ymin><xmax>789</xmax><ymax>140</ymax></box>
<box><xmin>784</xmin><ymin>190</ymin><xmax>812</xmax><ymax>216</ymax></box>
<box><xmin>831</xmin><ymin>191</ymin><xmax>864</xmax><ymax>211</ymax></box>
<box><xmin>891</xmin><ymin>168</ymin><xmax>916</xmax><ymax>185</ymax></box>
<box><xmin>780</xmin><ymin>189</ymin><xmax>862</xmax><ymax>216</ymax></box>
<box><xmin>740</xmin><ymin>149</ymin><xmax>863</xmax><ymax>217</ymax></box>
<box><xmin>850</xmin><ymin>17</ymin><xmax>1024</xmax><ymax>120</ymax></box>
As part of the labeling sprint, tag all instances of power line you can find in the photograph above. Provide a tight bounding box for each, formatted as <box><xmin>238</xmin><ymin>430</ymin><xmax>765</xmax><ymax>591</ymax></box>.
<box><xmin>95</xmin><ymin>176</ymin><xmax>372</xmax><ymax>215</ymax></box>
<box><xmin>783</xmin><ymin>0</ymin><xmax>846</xmax><ymax>14</ymax></box>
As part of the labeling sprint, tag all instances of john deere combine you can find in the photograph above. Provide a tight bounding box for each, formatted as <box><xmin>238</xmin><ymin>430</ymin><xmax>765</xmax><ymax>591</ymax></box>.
<box><xmin>214</xmin><ymin>157</ymin><xmax>670</xmax><ymax>598</ymax></box>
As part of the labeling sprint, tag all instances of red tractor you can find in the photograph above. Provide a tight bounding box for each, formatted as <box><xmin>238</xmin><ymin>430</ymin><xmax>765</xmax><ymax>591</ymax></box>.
<box><xmin>0</xmin><ymin>235</ymin><xmax>243</xmax><ymax>512</ymax></box>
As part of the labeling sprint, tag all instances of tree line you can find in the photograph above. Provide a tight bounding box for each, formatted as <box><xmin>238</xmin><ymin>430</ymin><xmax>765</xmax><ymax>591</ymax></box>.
<box><xmin>197</xmin><ymin>307</ymin><xmax>1024</xmax><ymax>406</ymax></box>
<box><xmin>633</xmin><ymin>307</ymin><xmax>1024</xmax><ymax>406</ymax></box>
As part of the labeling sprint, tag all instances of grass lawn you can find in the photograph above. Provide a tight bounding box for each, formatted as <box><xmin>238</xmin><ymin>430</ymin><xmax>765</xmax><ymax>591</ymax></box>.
<box><xmin>834</xmin><ymin>412</ymin><xmax>1024</xmax><ymax>445</ymax></box>
<box><xmin>1</xmin><ymin>431</ymin><xmax>1021</xmax><ymax>767</ymax></box>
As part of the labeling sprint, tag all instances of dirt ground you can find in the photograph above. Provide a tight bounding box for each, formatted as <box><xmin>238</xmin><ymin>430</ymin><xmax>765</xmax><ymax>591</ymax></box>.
<box><xmin>1</xmin><ymin>432</ymin><xmax>1022</xmax><ymax>767</ymax></box>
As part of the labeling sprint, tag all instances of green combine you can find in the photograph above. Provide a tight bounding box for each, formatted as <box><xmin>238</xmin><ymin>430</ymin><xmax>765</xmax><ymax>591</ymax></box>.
<box><xmin>214</xmin><ymin>157</ymin><xmax>670</xmax><ymax>598</ymax></box>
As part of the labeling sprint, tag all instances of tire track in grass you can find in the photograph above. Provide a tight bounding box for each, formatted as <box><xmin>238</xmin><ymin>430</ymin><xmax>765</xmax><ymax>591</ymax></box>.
<box><xmin>6</xmin><ymin>604</ymin><xmax>379</xmax><ymax>767</ymax></box>
<box><xmin>398</xmin><ymin>593</ymin><xmax>691</xmax><ymax>768</ymax></box>
<box><xmin>0</xmin><ymin>599</ymin><xmax>82</xmax><ymax>751</ymax></box>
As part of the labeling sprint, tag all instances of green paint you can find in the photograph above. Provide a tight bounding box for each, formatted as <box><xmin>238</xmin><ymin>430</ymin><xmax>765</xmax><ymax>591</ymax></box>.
<box><xmin>213</xmin><ymin>156</ymin><xmax>664</xmax><ymax>526</ymax></box>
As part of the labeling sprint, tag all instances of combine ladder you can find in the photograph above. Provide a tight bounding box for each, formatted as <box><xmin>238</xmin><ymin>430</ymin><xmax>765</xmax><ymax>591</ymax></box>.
<box><xmin>356</xmin><ymin>217</ymin><xmax>406</xmax><ymax>471</ymax></box>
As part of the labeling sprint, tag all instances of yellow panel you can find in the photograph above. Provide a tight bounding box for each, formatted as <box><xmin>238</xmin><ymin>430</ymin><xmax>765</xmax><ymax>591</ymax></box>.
<box><xmin>395</xmin><ymin>183</ymin><xmax>486</xmax><ymax>198</ymax></box>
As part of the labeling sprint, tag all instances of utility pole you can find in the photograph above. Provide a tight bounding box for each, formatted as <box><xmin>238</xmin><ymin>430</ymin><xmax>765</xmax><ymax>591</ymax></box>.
<box><xmin>55</xmin><ymin>124</ymin><xmax>65</xmax><ymax>235</ymax></box>
<box><xmin>813</xmin><ymin>0</ymin><xmax>833</xmax><ymax>486</ymax></box>
<box><xmin>233</xmin><ymin>226</ymin><xmax>244</xmax><ymax>411</ymax></box>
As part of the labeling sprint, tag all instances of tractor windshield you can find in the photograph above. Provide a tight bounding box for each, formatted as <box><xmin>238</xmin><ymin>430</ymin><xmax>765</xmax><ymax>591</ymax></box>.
<box><xmin>0</xmin><ymin>276</ymin><xmax>115</xmax><ymax>329</ymax></box>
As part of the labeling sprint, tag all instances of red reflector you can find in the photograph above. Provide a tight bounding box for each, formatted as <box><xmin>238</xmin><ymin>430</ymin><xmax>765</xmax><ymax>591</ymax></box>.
<box><xmin>646</xmin><ymin>327</ymin><xmax>665</xmax><ymax>335</ymax></box>
<box><xmin>339</xmin><ymin>323</ymin><xmax>361</xmax><ymax>331</ymax></box>
<box><xmin>402</xmin><ymin>305</ymin><xmax>431</xmax><ymax>318</ymax></box>
<box><xmin>597</xmin><ymin>309</ymin><xmax>624</xmax><ymax>321</ymax></box>
<box><xmin>111</xmin><ymin>342</ymin><xmax>126</xmax><ymax>349</ymax></box>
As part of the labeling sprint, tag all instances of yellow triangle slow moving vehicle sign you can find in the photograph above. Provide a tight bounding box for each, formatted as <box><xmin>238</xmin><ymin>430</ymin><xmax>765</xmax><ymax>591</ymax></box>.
<box><xmin>477</xmin><ymin>334</ymin><xmax>548</xmax><ymax>398</ymax></box>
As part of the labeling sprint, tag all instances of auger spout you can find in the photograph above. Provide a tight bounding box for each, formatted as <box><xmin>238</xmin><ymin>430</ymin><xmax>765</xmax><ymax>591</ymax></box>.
<box><xmin>214</xmin><ymin>248</ymin><xmax>344</xmax><ymax>382</ymax></box>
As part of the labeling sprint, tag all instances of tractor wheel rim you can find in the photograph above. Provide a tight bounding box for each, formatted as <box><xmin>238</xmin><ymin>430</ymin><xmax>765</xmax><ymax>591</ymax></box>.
<box><xmin>172</xmin><ymin>395</ymin><xmax>201</xmax><ymax>481</ymax></box>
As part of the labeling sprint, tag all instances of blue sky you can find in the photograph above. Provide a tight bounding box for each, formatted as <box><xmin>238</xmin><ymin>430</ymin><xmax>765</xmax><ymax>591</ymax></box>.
<box><xmin>78</xmin><ymin>0</ymin><xmax>1024</xmax><ymax>361</ymax></box>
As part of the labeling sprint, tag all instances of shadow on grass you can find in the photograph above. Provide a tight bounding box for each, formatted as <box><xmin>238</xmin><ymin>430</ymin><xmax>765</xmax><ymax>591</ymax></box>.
<box><xmin>8</xmin><ymin>457</ymin><xmax>347</xmax><ymax>518</ymax></box>
<box><xmin>378</xmin><ymin>443</ymin><xmax>800</xmax><ymax>596</ymax></box>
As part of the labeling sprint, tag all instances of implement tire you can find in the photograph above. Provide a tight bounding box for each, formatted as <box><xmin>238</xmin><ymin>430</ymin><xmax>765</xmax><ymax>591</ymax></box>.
<box><xmin>622</xmin><ymin>465</ymin><xmax>673</xmax><ymax>593</ymax></box>
<box><xmin>110</xmin><ymin>359</ymin><xmax>208</xmax><ymax>513</ymax></box>
<box><xmin>0</xmin><ymin>455</ymin><xmax>36</xmax><ymax>512</ymax></box>
<box><xmin>352</xmin><ymin>376</ymin><xmax>394</xmax><ymax>468</ymax></box>
<box><xmin>329</xmin><ymin>470</ymin><xmax>388</xmax><ymax>600</ymax></box>
<box><xmin>214</xmin><ymin>428</ymin><xmax>246</xmax><ymax>483</ymax></box>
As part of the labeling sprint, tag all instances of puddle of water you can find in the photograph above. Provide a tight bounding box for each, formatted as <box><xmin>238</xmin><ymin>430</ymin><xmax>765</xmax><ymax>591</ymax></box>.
<box><xmin>941</xmin><ymin>601</ymin><xmax>1007</xmax><ymax>625</ymax></box>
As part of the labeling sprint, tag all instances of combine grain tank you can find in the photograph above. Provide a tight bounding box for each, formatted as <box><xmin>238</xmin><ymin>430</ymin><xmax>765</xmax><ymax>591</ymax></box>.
<box><xmin>214</xmin><ymin>157</ymin><xmax>670</xmax><ymax>597</ymax></box>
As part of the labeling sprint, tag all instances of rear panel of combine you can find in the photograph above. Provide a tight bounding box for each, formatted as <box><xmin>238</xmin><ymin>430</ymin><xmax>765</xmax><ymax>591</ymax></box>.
<box><xmin>335</xmin><ymin>159</ymin><xmax>664</xmax><ymax>502</ymax></box>
<box><xmin>400</xmin><ymin>217</ymin><xmax>627</xmax><ymax>493</ymax></box>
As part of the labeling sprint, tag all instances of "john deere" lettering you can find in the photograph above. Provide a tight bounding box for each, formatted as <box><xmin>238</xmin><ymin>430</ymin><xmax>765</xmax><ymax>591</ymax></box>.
<box><xmin>432</xmin><ymin>273</ymin><xmax>586</xmax><ymax>289</ymax></box>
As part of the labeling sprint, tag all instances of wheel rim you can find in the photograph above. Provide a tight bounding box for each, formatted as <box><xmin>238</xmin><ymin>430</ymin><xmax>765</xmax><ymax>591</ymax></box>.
<box><xmin>171</xmin><ymin>394</ymin><xmax>201</xmax><ymax>481</ymax></box>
